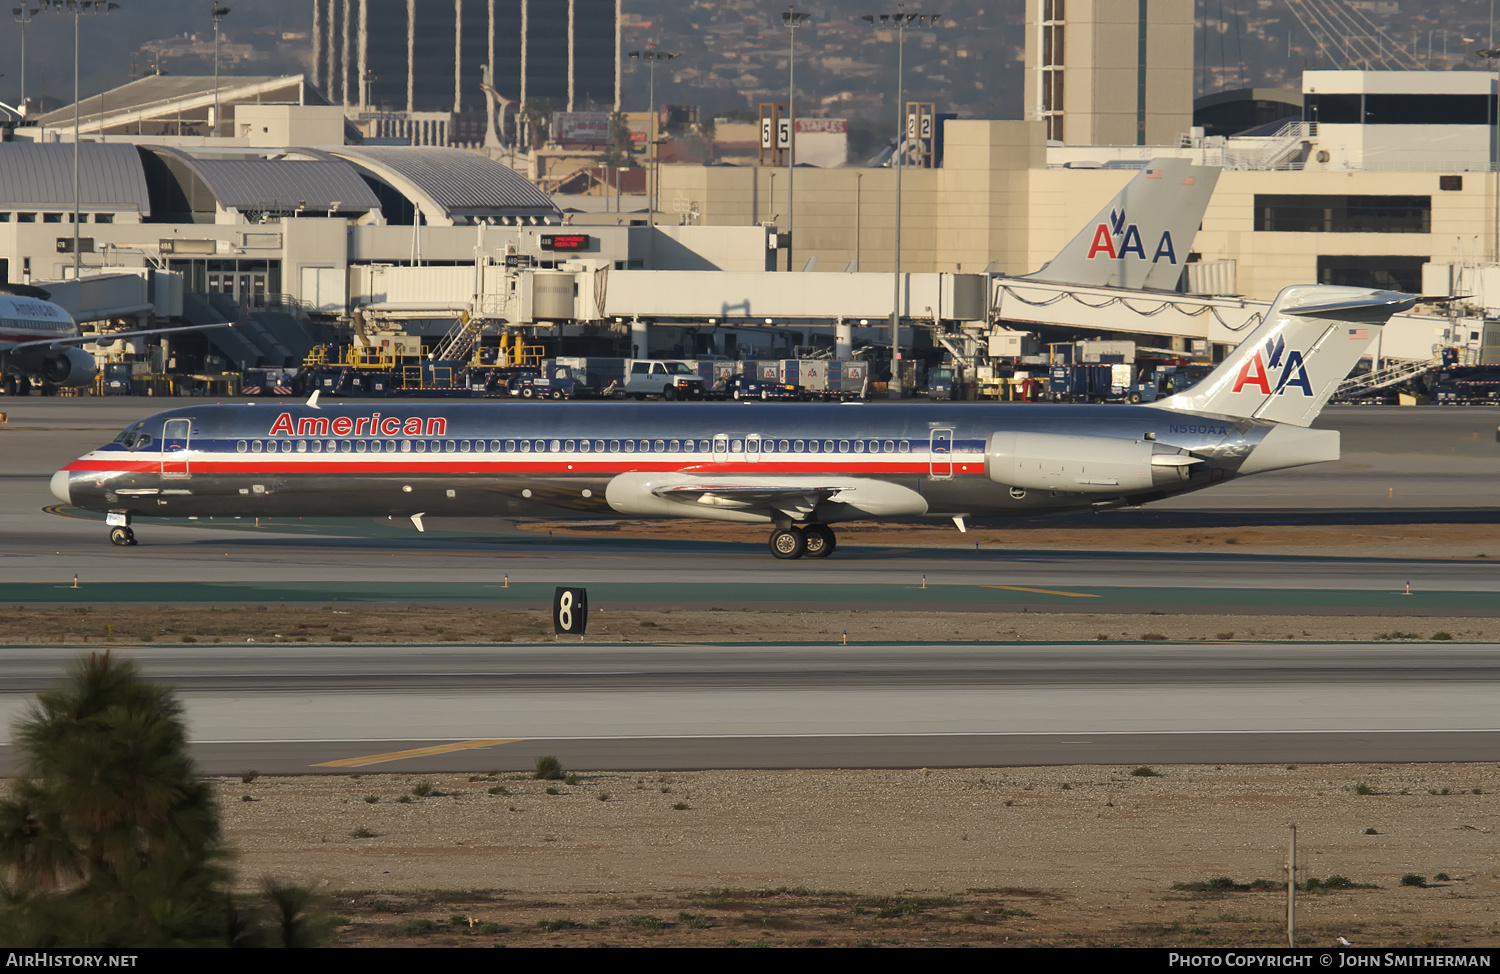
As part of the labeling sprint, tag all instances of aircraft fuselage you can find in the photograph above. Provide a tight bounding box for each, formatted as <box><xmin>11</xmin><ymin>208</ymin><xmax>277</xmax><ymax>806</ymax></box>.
<box><xmin>55</xmin><ymin>400</ymin><xmax>1275</xmax><ymax>527</ymax></box>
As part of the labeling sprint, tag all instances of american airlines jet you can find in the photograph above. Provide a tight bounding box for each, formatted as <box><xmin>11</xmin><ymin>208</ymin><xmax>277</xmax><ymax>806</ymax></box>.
<box><xmin>0</xmin><ymin>290</ymin><xmax>228</xmax><ymax>393</ymax></box>
<box><xmin>54</xmin><ymin>285</ymin><xmax>1413</xmax><ymax>557</ymax></box>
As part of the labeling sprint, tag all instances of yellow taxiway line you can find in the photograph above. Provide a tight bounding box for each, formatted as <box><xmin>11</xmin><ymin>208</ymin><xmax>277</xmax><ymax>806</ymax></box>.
<box><xmin>980</xmin><ymin>584</ymin><xmax>1100</xmax><ymax>598</ymax></box>
<box><xmin>313</xmin><ymin>739</ymin><xmax>520</xmax><ymax>768</ymax></box>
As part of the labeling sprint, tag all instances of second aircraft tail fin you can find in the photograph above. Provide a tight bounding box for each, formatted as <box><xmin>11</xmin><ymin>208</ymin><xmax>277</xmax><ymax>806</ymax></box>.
<box><xmin>1019</xmin><ymin>158</ymin><xmax>1220</xmax><ymax>292</ymax></box>
<box><xmin>1149</xmin><ymin>285</ymin><xmax>1416</xmax><ymax>427</ymax></box>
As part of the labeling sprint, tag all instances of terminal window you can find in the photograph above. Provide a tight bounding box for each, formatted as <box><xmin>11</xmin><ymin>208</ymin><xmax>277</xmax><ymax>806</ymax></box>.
<box><xmin>1306</xmin><ymin>93</ymin><xmax>1492</xmax><ymax>125</ymax></box>
<box><xmin>1254</xmin><ymin>195</ymin><xmax>1430</xmax><ymax>233</ymax></box>
<box><xmin>1316</xmin><ymin>255</ymin><xmax>1427</xmax><ymax>293</ymax></box>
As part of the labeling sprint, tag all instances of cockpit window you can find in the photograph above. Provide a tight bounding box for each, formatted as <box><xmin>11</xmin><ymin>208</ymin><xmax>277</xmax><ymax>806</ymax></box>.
<box><xmin>112</xmin><ymin>422</ymin><xmax>151</xmax><ymax>451</ymax></box>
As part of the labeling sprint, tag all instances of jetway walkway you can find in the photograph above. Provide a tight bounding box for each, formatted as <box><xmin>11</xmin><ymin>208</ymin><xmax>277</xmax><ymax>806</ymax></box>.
<box><xmin>991</xmin><ymin>279</ymin><xmax>1263</xmax><ymax>345</ymax></box>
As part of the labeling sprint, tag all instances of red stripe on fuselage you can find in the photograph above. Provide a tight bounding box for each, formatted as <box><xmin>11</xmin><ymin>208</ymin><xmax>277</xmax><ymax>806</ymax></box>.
<box><xmin>64</xmin><ymin>458</ymin><xmax>970</xmax><ymax>476</ymax></box>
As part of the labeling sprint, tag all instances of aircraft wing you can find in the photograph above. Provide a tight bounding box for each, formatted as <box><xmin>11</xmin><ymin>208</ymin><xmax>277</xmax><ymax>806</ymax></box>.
<box><xmin>5</xmin><ymin>321</ymin><xmax>232</xmax><ymax>352</ymax></box>
<box><xmin>655</xmin><ymin>482</ymin><xmax>842</xmax><ymax>519</ymax></box>
<box><xmin>606</xmin><ymin>472</ymin><xmax>931</xmax><ymax>521</ymax></box>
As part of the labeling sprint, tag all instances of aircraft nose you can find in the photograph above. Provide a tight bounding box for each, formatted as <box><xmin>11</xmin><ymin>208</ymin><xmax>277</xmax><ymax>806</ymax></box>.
<box><xmin>50</xmin><ymin>470</ymin><xmax>72</xmax><ymax>504</ymax></box>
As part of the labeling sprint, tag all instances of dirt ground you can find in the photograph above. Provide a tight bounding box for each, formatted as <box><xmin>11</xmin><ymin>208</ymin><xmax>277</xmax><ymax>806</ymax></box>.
<box><xmin>11</xmin><ymin>519</ymin><xmax>1500</xmax><ymax>947</ymax></box>
<box><xmin>213</xmin><ymin>764</ymin><xmax>1500</xmax><ymax>948</ymax></box>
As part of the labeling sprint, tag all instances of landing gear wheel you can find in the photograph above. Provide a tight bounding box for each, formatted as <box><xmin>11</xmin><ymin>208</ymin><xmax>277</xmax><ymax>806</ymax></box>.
<box><xmin>109</xmin><ymin>526</ymin><xmax>135</xmax><ymax>547</ymax></box>
<box><xmin>769</xmin><ymin>527</ymin><xmax>805</xmax><ymax>560</ymax></box>
<box><xmin>801</xmin><ymin>524</ymin><xmax>836</xmax><ymax>558</ymax></box>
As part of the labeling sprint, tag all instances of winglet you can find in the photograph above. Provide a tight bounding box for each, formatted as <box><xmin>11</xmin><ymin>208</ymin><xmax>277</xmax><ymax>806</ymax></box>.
<box><xmin>410</xmin><ymin>513</ymin><xmax>425</xmax><ymax>532</ymax></box>
<box><xmin>305</xmin><ymin>389</ymin><xmax>321</xmax><ymax>409</ymax></box>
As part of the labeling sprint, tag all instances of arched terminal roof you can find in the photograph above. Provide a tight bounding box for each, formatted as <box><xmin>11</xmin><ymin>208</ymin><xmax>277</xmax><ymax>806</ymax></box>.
<box><xmin>313</xmin><ymin>145</ymin><xmax>561</xmax><ymax>226</ymax></box>
<box><xmin>0</xmin><ymin>143</ymin><xmax>151</xmax><ymax>215</ymax></box>
<box><xmin>144</xmin><ymin>147</ymin><xmax>379</xmax><ymax>218</ymax></box>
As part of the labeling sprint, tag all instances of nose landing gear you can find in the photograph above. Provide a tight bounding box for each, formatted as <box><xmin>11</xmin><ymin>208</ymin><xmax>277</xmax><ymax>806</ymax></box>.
<box><xmin>768</xmin><ymin>523</ymin><xmax>837</xmax><ymax>560</ymax></box>
<box><xmin>106</xmin><ymin>514</ymin><xmax>137</xmax><ymax>546</ymax></box>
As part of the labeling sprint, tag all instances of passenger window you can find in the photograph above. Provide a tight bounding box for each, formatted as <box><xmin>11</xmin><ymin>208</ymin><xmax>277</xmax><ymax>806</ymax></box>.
<box><xmin>654</xmin><ymin>439</ymin><xmax>665</xmax><ymax>452</ymax></box>
<box><xmin>251</xmin><ymin>441</ymin><xmax>263</xmax><ymax>453</ymax></box>
<box><xmin>236</xmin><ymin>440</ymin><xmax>247</xmax><ymax>453</ymax></box>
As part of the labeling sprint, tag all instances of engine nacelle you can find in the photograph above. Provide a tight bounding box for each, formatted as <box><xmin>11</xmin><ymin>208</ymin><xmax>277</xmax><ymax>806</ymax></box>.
<box><xmin>21</xmin><ymin>347</ymin><xmax>98</xmax><ymax>388</ymax></box>
<box><xmin>987</xmin><ymin>431</ymin><xmax>1200</xmax><ymax>494</ymax></box>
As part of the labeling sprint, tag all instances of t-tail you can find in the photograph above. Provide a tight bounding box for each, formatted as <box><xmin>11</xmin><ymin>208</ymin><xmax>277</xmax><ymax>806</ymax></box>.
<box><xmin>1150</xmin><ymin>284</ymin><xmax>1416</xmax><ymax>427</ymax></box>
<box><xmin>1018</xmin><ymin>158</ymin><xmax>1220</xmax><ymax>292</ymax></box>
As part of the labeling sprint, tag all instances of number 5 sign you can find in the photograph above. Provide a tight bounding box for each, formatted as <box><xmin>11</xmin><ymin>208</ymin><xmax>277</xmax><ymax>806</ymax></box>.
<box><xmin>553</xmin><ymin>587</ymin><xmax>589</xmax><ymax>635</ymax></box>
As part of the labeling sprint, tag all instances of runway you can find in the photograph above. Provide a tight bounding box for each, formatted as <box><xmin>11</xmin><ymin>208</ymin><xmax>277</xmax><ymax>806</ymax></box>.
<box><xmin>3</xmin><ymin>400</ymin><xmax>1499</xmax><ymax>608</ymax></box>
<box><xmin>1</xmin><ymin>399</ymin><xmax>1497</xmax><ymax>772</ymax></box>
<box><xmin>0</xmin><ymin>641</ymin><xmax>1495</xmax><ymax>774</ymax></box>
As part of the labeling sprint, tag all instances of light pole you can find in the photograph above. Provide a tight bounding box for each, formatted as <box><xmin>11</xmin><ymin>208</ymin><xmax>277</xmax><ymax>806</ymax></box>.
<box><xmin>783</xmin><ymin>7</ymin><xmax>811</xmax><ymax>273</ymax></box>
<box><xmin>11</xmin><ymin>6</ymin><xmax>40</xmax><ymax>111</ymax></box>
<box><xmin>212</xmin><ymin>2</ymin><xmax>230</xmax><ymax>137</ymax></box>
<box><xmin>43</xmin><ymin>1</ymin><xmax>121</xmax><ymax>282</ymax></box>
<box><xmin>1480</xmin><ymin>47</ymin><xmax>1500</xmax><ymax>263</ymax></box>
<box><xmin>629</xmin><ymin>47</ymin><xmax>679</xmax><ymax>225</ymax></box>
<box><xmin>863</xmin><ymin>7</ymin><xmax>941</xmax><ymax>398</ymax></box>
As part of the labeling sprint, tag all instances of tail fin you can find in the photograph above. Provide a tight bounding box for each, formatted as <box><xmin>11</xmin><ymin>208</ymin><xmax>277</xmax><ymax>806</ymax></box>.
<box><xmin>1019</xmin><ymin>159</ymin><xmax>1220</xmax><ymax>291</ymax></box>
<box><xmin>1149</xmin><ymin>285</ymin><xmax>1416</xmax><ymax>426</ymax></box>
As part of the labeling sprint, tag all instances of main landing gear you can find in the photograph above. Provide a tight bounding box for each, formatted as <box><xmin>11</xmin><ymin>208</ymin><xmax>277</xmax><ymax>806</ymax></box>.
<box><xmin>768</xmin><ymin>523</ymin><xmax>837</xmax><ymax>560</ymax></box>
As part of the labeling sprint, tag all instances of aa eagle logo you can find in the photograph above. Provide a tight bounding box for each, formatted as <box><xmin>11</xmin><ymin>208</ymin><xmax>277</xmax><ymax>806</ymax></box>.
<box><xmin>1084</xmin><ymin>209</ymin><xmax>1179</xmax><ymax>265</ymax></box>
<box><xmin>1231</xmin><ymin>335</ymin><xmax>1313</xmax><ymax>397</ymax></box>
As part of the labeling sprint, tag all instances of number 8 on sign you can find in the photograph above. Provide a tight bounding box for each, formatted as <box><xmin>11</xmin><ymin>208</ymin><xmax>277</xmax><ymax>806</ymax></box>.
<box><xmin>553</xmin><ymin>587</ymin><xmax>588</xmax><ymax>635</ymax></box>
